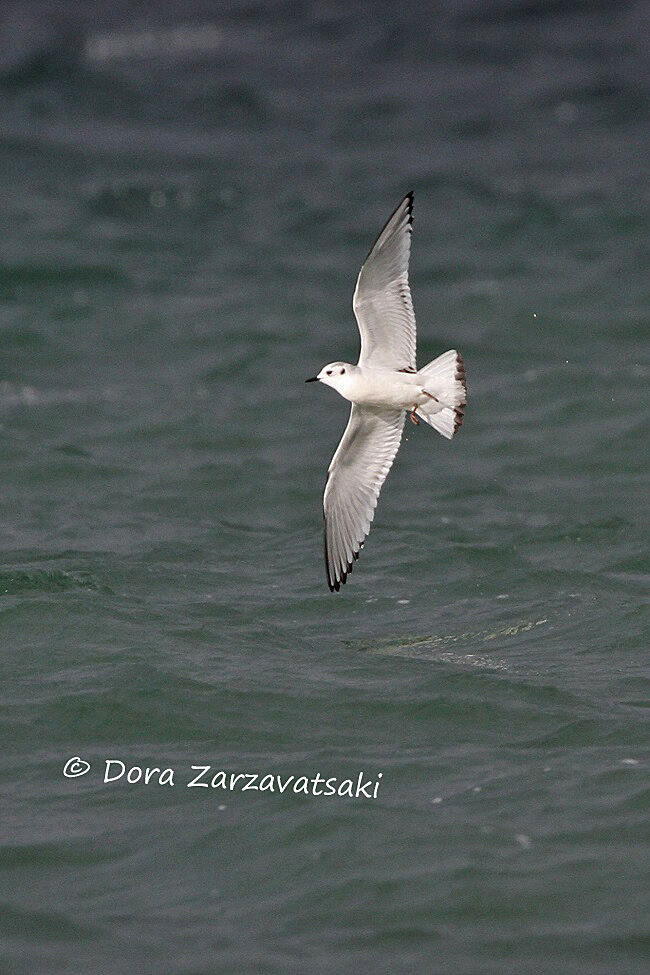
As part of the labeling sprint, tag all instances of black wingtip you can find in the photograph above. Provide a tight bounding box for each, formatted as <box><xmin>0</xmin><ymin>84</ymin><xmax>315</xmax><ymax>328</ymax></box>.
<box><xmin>323</xmin><ymin>517</ymin><xmax>361</xmax><ymax>593</ymax></box>
<box><xmin>359</xmin><ymin>191</ymin><xmax>415</xmax><ymax>267</ymax></box>
<box><xmin>326</xmin><ymin>551</ymin><xmax>359</xmax><ymax>593</ymax></box>
<box><xmin>405</xmin><ymin>190</ymin><xmax>414</xmax><ymax>223</ymax></box>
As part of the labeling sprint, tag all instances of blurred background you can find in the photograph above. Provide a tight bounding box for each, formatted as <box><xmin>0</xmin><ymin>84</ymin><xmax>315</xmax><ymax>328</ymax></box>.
<box><xmin>1</xmin><ymin>1</ymin><xmax>648</xmax><ymax>973</ymax></box>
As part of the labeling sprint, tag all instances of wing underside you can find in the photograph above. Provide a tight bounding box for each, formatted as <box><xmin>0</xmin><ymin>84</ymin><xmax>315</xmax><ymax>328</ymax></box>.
<box><xmin>353</xmin><ymin>192</ymin><xmax>416</xmax><ymax>372</ymax></box>
<box><xmin>323</xmin><ymin>404</ymin><xmax>405</xmax><ymax>591</ymax></box>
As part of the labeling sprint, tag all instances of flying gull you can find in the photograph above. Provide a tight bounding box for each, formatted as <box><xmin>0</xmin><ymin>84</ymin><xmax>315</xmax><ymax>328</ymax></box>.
<box><xmin>306</xmin><ymin>192</ymin><xmax>467</xmax><ymax>591</ymax></box>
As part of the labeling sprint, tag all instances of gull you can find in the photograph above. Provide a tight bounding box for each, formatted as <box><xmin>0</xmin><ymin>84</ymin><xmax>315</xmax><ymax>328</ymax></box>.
<box><xmin>305</xmin><ymin>192</ymin><xmax>467</xmax><ymax>592</ymax></box>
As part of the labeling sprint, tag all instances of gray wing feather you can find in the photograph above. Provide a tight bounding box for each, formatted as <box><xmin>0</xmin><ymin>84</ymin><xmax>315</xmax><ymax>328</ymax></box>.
<box><xmin>323</xmin><ymin>405</ymin><xmax>405</xmax><ymax>591</ymax></box>
<box><xmin>353</xmin><ymin>192</ymin><xmax>416</xmax><ymax>372</ymax></box>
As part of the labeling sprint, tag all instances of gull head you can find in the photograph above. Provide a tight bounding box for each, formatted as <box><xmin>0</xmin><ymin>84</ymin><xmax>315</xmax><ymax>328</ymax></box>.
<box><xmin>305</xmin><ymin>362</ymin><xmax>354</xmax><ymax>391</ymax></box>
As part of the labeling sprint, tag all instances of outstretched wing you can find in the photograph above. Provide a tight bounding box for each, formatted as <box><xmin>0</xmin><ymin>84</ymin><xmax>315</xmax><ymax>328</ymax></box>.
<box><xmin>353</xmin><ymin>192</ymin><xmax>416</xmax><ymax>372</ymax></box>
<box><xmin>323</xmin><ymin>405</ymin><xmax>405</xmax><ymax>591</ymax></box>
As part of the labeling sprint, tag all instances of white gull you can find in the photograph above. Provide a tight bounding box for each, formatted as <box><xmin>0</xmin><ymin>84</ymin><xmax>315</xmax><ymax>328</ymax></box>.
<box><xmin>306</xmin><ymin>192</ymin><xmax>467</xmax><ymax>592</ymax></box>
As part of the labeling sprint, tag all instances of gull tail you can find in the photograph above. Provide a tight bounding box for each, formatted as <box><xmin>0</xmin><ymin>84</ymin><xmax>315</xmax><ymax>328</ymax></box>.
<box><xmin>415</xmin><ymin>350</ymin><xmax>467</xmax><ymax>439</ymax></box>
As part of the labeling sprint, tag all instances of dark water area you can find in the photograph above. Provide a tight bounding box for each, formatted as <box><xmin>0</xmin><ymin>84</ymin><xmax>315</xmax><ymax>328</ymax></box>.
<box><xmin>1</xmin><ymin>1</ymin><xmax>648</xmax><ymax>972</ymax></box>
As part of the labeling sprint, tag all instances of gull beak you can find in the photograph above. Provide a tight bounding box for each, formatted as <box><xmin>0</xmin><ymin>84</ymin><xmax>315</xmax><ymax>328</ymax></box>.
<box><xmin>305</xmin><ymin>376</ymin><xmax>319</xmax><ymax>383</ymax></box>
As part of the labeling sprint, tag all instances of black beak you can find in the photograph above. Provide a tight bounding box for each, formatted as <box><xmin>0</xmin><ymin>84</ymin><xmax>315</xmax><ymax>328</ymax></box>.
<box><xmin>305</xmin><ymin>376</ymin><xmax>319</xmax><ymax>383</ymax></box>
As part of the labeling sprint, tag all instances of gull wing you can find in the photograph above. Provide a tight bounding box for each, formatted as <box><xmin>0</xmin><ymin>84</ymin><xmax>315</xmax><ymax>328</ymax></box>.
<box><xmin>323</xmin><ymin>404</ymin><xmax>405</xmax><ymax>591</ymax></box>
<box><xmin>353</xmin><ymin>192</ymin><xmax>416</xmax><ymax>371</ymax></box>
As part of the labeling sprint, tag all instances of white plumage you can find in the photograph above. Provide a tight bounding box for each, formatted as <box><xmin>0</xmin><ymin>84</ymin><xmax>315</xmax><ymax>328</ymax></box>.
<box><xmin>306</xmin><ymin>193</ymin><xmax>467</xmax><ymax>591</ymax></box>
<box><xmin>353</xmin><ymin>194</ymin><xmax>416</xmax><ymax>372</ymax></box>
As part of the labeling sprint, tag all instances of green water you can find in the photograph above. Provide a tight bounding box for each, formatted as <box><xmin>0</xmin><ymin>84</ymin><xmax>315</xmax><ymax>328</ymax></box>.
<box><xmin>1</xmin><ymin>2</ymin><xmax>648</xmax><ymax>973</ymax></box>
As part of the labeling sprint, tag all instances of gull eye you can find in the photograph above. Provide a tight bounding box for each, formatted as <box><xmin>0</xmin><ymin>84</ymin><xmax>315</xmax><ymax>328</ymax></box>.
<box><xmin>341</xmin><ymin>368</ymin><xmax>345</xmax><ymax>374</ymax></box>
<box><xmin>326</xmin><ymin>370</ymin><xmax>332</xmax><ymax>375</ymax></box>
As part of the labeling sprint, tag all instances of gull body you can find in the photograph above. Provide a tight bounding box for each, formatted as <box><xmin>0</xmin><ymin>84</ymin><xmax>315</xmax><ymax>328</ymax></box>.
<box><xmin>306</xmin><ymin>192</ymin><xmax>467</xmax><ymax>592</ymax></box>
<box><xmin>313</xmin><ymin>362</ymin><xmax>460</xmax><ymax>412</ymax></box>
